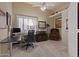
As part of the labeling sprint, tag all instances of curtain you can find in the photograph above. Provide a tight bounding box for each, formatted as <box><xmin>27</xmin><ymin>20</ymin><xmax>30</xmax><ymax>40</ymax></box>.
<box><xmin>16</xmin><ymin>15</ymin><xmax>38</xmax><ymax>33</ymax></box>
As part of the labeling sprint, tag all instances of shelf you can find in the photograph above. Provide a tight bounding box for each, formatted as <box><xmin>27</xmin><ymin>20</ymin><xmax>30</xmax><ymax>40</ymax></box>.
<box><xmin>49</xmin><ymin>11</ymin><xmax>64</xmax><ymax>18</ymax></box>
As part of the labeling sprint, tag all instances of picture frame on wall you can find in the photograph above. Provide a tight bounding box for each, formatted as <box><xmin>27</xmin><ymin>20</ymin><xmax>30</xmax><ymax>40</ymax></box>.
<box><xmin>66</xmin><ymin>18</ymin><xmax>68</xmax><ymax>30</ymax></box>
<box><xmin>38</xmin><ymin>21</ymin><xmax>46</xmax><ymax>29</ymax></box>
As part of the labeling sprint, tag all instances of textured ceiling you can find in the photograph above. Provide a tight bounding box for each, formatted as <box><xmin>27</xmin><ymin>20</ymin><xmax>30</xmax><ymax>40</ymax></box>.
<box><xmin>27</xmin><ymin>2</ymin><xmax>70</xmax><ymax>12</ymax></box>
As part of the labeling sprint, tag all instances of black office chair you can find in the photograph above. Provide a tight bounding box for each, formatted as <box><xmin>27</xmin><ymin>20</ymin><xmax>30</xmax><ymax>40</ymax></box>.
<box><xmin>24</xmin><ymin>30</ymin><xmax>35</xmax><ymax>50</ymax></box>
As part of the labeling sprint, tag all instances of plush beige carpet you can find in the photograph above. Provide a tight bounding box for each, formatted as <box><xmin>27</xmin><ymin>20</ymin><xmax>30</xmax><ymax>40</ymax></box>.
<box><xmin>12</xmin><ymin>40</ymin><xmax>69</xmax><ymax>57</ymax></box>
<box><xmin>0</xmin><ymin>40</ymin><xmax>69</xmax><ymax>57</ymax></box>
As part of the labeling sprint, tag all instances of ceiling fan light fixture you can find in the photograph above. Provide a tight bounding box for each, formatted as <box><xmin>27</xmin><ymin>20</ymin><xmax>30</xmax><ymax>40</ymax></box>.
<box><xmin>40</xmin><ymin>2</ymin><xmax>47</xmax><ymax>11</ymax></box>
<box><xmin>40</xmin><ymin>6</ymin><xmax>46</xmax><ymax>11</ymax></box>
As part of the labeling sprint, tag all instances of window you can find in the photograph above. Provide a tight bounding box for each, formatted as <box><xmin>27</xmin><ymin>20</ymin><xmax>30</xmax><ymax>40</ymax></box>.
<box><xmin>16</xmin><ymin>15</ymin><xmax>38</xmax><ymax>33</ymax></box>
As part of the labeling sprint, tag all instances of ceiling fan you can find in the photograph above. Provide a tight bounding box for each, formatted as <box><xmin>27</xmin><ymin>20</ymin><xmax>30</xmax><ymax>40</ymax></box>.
<box><xmin>32</xmin><ymin>2</ymin><xmax>54</xmax><ymax>11</ymax></box>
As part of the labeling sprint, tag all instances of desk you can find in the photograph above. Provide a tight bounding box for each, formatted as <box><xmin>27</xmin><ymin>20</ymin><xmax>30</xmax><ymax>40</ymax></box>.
<box><xmin>0</xmin><ymin>35</ymin><xmax>22</xmax><ymax>57</ymax></box>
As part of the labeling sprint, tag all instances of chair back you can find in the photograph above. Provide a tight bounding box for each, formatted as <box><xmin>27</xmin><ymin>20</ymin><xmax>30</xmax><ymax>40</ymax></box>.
<box><xmin>27</xmin><ymin>30</ymin><xmax>35</xmax><ymax>42</ymax></box>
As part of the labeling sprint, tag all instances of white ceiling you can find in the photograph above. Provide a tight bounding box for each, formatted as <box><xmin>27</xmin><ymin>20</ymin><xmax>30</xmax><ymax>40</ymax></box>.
<box><xmin>27</xmin><ymin>2</ymin><xmax>70</xmax><ymax>12</ymax></box>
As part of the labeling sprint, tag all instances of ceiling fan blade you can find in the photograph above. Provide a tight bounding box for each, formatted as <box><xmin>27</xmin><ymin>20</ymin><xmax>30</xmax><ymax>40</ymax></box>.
<box><xmin>46</xmin><ymin>5</ymin><xmax>54</xmax><ymax>7</ymax></box>
<box><xmin>32</xmin><ymin>5</ymin><xmax>41</xmax><ymax>7</ymax></box>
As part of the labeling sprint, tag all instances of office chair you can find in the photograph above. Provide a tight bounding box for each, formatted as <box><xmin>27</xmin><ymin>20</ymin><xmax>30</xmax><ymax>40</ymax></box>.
<box><xmin>49</xmin><ymin>28</ymin><xmax>61</xmax><ymax>41</ymax></box>
<box><xmin>24</xmin><ymin>30</ymin><xmax>35</xmax><ymax>50</ymax></box>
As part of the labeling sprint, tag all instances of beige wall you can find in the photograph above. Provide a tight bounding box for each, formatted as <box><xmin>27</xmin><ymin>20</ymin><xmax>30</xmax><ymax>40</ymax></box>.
<box><xmin>68</xmin><ymin>2</ymin><xmax>77</xmax><ymax>57</ymax></box>
<box><xmin>47</xmin><ymin>17</ymin><xmax>55</xmax><ymax>29</ymax></box>
<box><xmin>62</xmin><ymin>9</ymin><xmax>68</xmax><ymax>46</ymax></box>
<box><xmin>0</xmin><ymin>2</ymin><xmax>12</xmax><ymax>41</ymax></box>
<box><xmin>0</xmin><ymin>2</ymin><xmax>12</xmax><ymax>15</ymax></box>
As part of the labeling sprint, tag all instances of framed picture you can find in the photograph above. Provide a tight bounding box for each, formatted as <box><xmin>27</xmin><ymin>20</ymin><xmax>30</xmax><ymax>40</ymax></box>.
<box><xmin>38</xmin><ymin>21</ymin><xmax>46</xmax><ymax>29</ymax></box>
<box><xmin>66</xmin><ymin>18</ymin><xmax>68</xmax><ymax>30</ymax></box>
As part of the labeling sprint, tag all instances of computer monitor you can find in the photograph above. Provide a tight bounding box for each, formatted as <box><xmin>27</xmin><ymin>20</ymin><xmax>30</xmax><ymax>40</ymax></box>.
<box><xmin>12</xmin><ymin>28</ymin><xmax>21</xmax><ymax>33</ymax></box>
